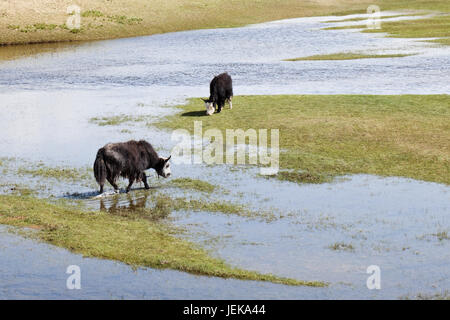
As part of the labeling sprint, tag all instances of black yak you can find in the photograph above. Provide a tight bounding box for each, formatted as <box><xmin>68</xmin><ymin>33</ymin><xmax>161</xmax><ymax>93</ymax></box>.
<box><xmin>93</xmin><ymin>140</ymin><xmax>171</xmax><ymax>194</ymax></box>
<box><xmin>202</xmin><ymin>72</ymin><xmax>233</xmax><ymax>115</ymax></box>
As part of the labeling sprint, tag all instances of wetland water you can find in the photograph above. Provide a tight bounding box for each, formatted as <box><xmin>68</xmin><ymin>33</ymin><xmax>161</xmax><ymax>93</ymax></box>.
<box><xmin>0</xmin><ymin>12</ymin><xmax>449</xmax><ymax>299</ymax></box>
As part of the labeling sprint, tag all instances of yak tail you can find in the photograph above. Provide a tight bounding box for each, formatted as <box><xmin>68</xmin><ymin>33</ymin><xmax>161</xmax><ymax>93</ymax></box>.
<box><xmin>94</xmin><ymin>148</ymin><xmax>107</xmax><ymax>191</ymax></box>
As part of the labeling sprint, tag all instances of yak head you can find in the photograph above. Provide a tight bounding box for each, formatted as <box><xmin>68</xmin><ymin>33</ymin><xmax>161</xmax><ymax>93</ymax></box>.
<box><xmin>155</xmin><ymin>155</ymin><xmax>172</xmax><ymax>178</ymax></box>
<box><xmin>202</xmin><ymin>98</ymin><xmax>215</xmax><ymax>116</ymax></box>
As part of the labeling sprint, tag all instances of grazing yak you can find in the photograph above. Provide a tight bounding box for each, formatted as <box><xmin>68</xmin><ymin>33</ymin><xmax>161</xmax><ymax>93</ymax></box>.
<box><xmin>203</xmin><ymin>72</ymin><xmax>233</xmax><ymax>115</ymax></box>
<box><xmin>94</xmin><ymin>140</ymin><xmax>171</xmax><ymax>194</ymax></box>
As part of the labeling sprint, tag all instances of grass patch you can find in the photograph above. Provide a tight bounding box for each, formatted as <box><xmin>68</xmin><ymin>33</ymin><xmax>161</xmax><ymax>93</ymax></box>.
<box><xmin>415</xmin><ymin>291</ymin><xmax>450</xmax><ymax>300</ymax></box>
<box><xmin>0</xmin><ymin>195</ymin><xmax>323</xmax><ymax>286</ymax></box>
<box><xmin>323</xmin><ymin>24</ymin><xmax>368</xmax><ymax>31</ymax></box>
<box><xmin>98</xmin><ymin>191</ymin><xmax>276</xmax><ymax>221</ymax></box>
<box><xmin>151</xmin><ymin>194</ymin><xmax>268</xmax><ymax>219</ymax></box>
<box><xmin>328</xmin><ymin>242</ymin><xmax>355</xmax><ymax>251</ymax></box>
<box><xmin>170</xmin><ymin>178</ymin><xmax>216</xmax><ymax>193</ymax></box>
<box><xmin>89</xmin><ymin>114</ymin><xmax>150</xmax><ymax>126</ymax></box>
<box><xmin>323</xmin><ymin>4</ymin><xmax>450</xmax><ymax>46</ymax></box>
<box><xmin>363</xmin><ymin>14</ymin><xmax>450</xmax><ymax>42</ymax></box>
<box><xmin>323</xmin><ymin>14</ymin><xmax>420</xmax><ymax>23</ymax></box>
<box><xmin>427</xmin><ymin>37</ymin><xmax>450</xmax><ymax>45</ymax></box>
<box><xmin>107</xmin><ymin>15</ymin><xmax>143</xmax><ymax>25</ymax></box>
<box><xmin>157</xmin><ymin>95</ymin><xmax>450</xmax><ymax>185</ymax></box>
<box><xmin>433</xmin><ymin>231</ymin><xmax>449</xmax><ymax>241</ymax></box>
<box><xmin>103</xmin><ymin>194</ymin><xmax>173</xmax><ymax>222</ymax></box>
<box><xmin>81</xmin><ymin>10</ymin><xmax>104</xmax><ymax>18</ymax></box>
<box><xmin>379</xmin><ymin>0</ymin><xmax>450</xmax><ymax>13</ymax></box>
<box><xmin>284</xmin><ymin>53</ymin><xmax>415</xmax><ymax>61</ymax></box>
<box><xmin>2</xmin><ymin>184</ymin><xmax>38</xmax><ymax>197</ymax></box>
<box><xmin>17</xmin><ymin>164</ymin><xmax>92</xmax><ymax>182</ymax></box>
<box><xmin>32</xmin><ymin>23</ymin><xmax>58</xmax><ymax>31</ymax></box>
<box><xmin>275</xmin><ymin>171</ymin><xmax>331</xmax><ymax>184</ymax></box>
<box><xmin>171</xmin><ymin>197</ymin><xmax>247</xmax><ymax>216</ymax></box>
<box><xmin>8</xmin><ymin>23</ymin><xmax>64</xmax><ymax>33</ymax></box>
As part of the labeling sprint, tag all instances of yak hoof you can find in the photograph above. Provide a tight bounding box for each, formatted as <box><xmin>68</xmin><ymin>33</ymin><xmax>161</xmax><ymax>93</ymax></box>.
<box><xmin>114</xmin><ymin>189</ymin><xmax>120</xmax><ymax>194</ymax></box>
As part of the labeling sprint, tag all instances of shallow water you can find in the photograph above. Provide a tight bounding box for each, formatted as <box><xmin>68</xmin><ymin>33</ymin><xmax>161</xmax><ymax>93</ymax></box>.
<box><xmin>0</xmin><ymin>225</ymin><xmax>331</xmax><ymax>299</ymax></box>
<box><xmin>0</xmin><ymin>12</ymin><xmax>449</xmax><ymax>299</ymax></box>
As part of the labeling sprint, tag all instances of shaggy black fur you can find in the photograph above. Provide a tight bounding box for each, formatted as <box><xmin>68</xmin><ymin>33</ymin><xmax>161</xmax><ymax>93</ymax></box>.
<box><xmin>203</xmin><ymin>72</ymin><xmax>233</xmax><ymax>113</ymax></box>
<box><xmin>93</xmin><ymin>140</ymin><xmax>170</xmax><ymax>193</ymax></box>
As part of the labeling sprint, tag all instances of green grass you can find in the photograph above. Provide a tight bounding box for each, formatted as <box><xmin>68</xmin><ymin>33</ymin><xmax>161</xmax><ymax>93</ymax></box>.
<box><xmin>107</xmin><ymin>15</ymin><xmax>143</xmax><ymax>25</ymax></box>
<box><xmin>363</xmin><ymin>14</ymin><xmax>450</xmax><ymax>42</ymax></box>
<box><xmin>328</xmin><ymin>242</ymin><xmax>355</xmax><ymax>251</ymax></box>
<box><xmin>96</xmin><ymin>190</ymin><xmax>277</xmax><ymax>221</ymax></box>
<box><xmin>17</xmin><ymin>164</ymin><xmax>92</xmax><ymax>182</ymax></box>
<box><xmin>171</xmin><ymin>197</ymin><xmax>248</xmax><ymax>217</ymax></box>
<box><xmin>379</xmin><ymin>0</ymin><xmax>450</xmax><ymax>13</ymax></box>
<box><xmin>0</xmin><ymin>194</ymin><xmax>324</xmax><ymax>286</ymax></box>
<box><xmin>157</xmin><ymin>95</ymin><xmax>450</xmax><ymax>185</ymax></box>
<box><xmin>100</xmin><ymin>194</ymin><xmax>174</xmax><ymax>221</ymax></box>
<box><xmin>8</xmin><ymin>23</ymin><xmax>63</xmax><ymax>33</ymax></box>
<box><xmin>12</xmin><ymin>161</ymin><xmax>270</xmax><ymax>220</ymax></box>
<box><xmin>323</xmin><ymin>14</ymin><xmax>419</xmax><ymax>23</ymax></box>
<box><xmin>427</xmin><ymin>37</ymin><xmax>450</xmax><ymax>45</ymax></box>
<box><xmin>3</xmin><ymin>184</ymin><xmax>37</xmax><ymax>197</ymax></box>
<box><xmin>323</xmin><ymin>24</ymin><xmax>369</xmax><ymax>31</ymax></box>
<box><xmin>149</xmin><ymin>193</ymin><xmax>276</xmax><ymax>220</ymax></box>
<box><xmin>170</xmin><ymin>178</ymin><xmax>216</xmax><ymax>193</ymax></box>
<box><xmin>275</xmin><ymin>171</ymin><xmax>331</xmax><ymax>184</ymax></box>
<box><xmin>81</xmin><ymin>10</ymin><xmax>105</xmax><ymax>18</ymax></box>
<box><xmin>323</xmin><ymin>7</ymin><xmax>450</xmax><ymax>46</ymax></box>
<box><xmin>433</xmin><ymin>231</ymin><xmax>449</xmax><ymax>241</ymax></box>
<box><xmin>89</xmin><ymin>114</ymin><xmax>149</xmax><ymax>126</ymax></box>
<box><xmin>284</xmin><ymin>53</ymin><xmax>415</xmax><ymax>61</ymax></box>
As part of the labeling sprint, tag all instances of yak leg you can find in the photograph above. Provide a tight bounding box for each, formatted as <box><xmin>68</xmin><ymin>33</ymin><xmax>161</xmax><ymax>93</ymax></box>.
<box><xmin>228</xmin><ymin>97</ymin><xmax>232</xmax><ymax>109</ymax></box>
<box><xmin>99</xmin><ymin>184</ymin><xmax>104</xmax><ymax>194</ymax></box>
<box><xmin>126</xmin><ymin>179</ymin><xmax>134</xmax><ymax>193</ymax></box>
<box><xmin>141</xmin><ymin>172</ymin><xmax>150</xmax><ymax>189</ymax></box>
<box><xmin>107</xmin><ymin>177</ymin><xmax>120</xmax><ymax>193</ymax></box>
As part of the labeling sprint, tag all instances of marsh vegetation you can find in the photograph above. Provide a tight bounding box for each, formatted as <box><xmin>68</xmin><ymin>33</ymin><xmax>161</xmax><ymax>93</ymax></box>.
<box><xmin>284</xmin><ymin>53</ymin><xmax>416</xmax><ymax>61</ymax></box>
<box><xmin>159</xmin><ymin>95</ymin><xmax>450</xmax><ymax>185</ymax></box>
<box><xmin>0</xmin><ymin>194</ymin><xmax>324</xmax><ymax>287</ymax></box>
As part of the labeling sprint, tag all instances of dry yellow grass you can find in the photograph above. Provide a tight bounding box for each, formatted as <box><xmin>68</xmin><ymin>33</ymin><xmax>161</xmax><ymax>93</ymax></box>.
<box><xmin>1</xmin><ymin>1</ymin><xmax>448</xmax><ymax>52</ymax></box>
<box><xmin>0</xmin><ymin>0</ymin><xmax>375</xmax><ymax>47</ymax></box>
<box><xmin>3</xmin><ymin>1</ymin><xmax>448</xmax><ymax>60</ymax></box>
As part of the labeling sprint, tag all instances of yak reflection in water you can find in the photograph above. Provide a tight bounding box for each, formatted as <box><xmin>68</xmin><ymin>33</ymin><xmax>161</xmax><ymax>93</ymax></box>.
<box><xmin>100</xmin><ymin>192</ymin><xmax>149</xmax><ymax>213</ymax></box>
<box><xmin>98</xmin><ymin>191</ymin><xmax>171</xmax><ymax>222</ymax></box>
